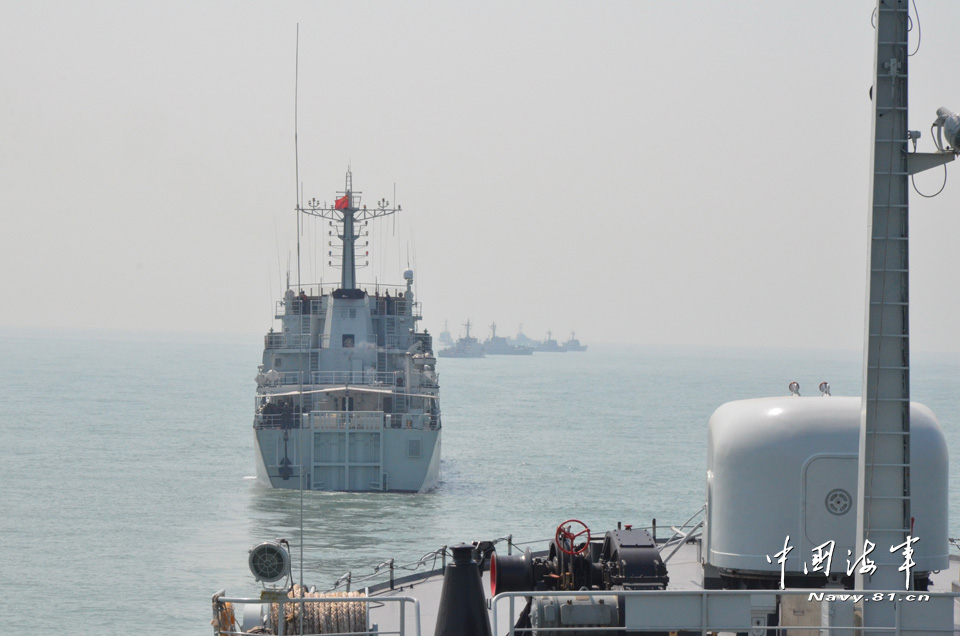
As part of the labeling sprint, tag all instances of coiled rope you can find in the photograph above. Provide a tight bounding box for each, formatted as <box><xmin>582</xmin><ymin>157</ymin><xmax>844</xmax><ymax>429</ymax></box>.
<box><xmin>270</xmin><ymin>585</ymin><xmax>367</xmax><ymax>635</ymax></box>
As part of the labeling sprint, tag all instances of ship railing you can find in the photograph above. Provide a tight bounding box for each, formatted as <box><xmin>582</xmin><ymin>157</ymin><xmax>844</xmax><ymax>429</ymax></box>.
<box><xmin>274</xmin><ymin>371</ymin><xmax>304</xmax><ymax>386</ymax></box>
<box><xmin>264</xmin><ymin>333</ymin><xmax>312</xmax><ymax>350</ymax></box>
<box><xmin>384</xmin><ymin>412</ymin><xmax>437</xmax><ymax>431</ymax></box>
<box><xmin>254</xmin><ymin>411</ymin><xmax>305</xmax><ymax>430</ymax></box>
<box><xmin>256</xmin><ymin>411</ymin><xmax>435</xmax><ymax>431</ymax></box>
<box><xmin>276</xmin><ymin>299</ymin><xmax>304</xmax><ymax>317</ymax></box>
<box><xmin>287</xmin><ymin>334</ymin><xmax>312</xmax><ymax>349</ymax></box>
<box><xmin>310</xmin><ymin>370</ymin><xmax>399</xmax><ymax>386</ymax></box>
<box><xmin>369</xmin><ymin>299</ymin><xmax>423</xmax><ymax>319</ymax></box>
<box><xmin>275</xmin><ymin>298</ymin><xmax>325</xmax><ymax>317</ymax></box>
<box><xmin>212</xmin><ymin>591</ymin><xmax>420</xmax><ymax>636</ymax></box>
<box><xmin>264</xmin><ymin>333</ymin><xmax>285</xmax><ymax>349</ymax></box>
<box><xmin>491</xmin><ymin>588</ymin><xmax>958</xmax><ymax>636</ymax></box>
<box><xmin>307</xmin><ymin>411</ymin><xmax>385</xmax><ymax>431</ymax></box>
<box><xmin>257</xmin><ymin>372</ymin><xmax>295</xmax><ymax>388</ymax></box>
<box><xmin>259</xmin><ymin>371</ymin><xmax>350</xmax><ymax>388</ymax></box>
<box><xmin>374</xmin><ymin>299</ymin><xmax>404</xmax><ymax>316</ymax></box>
<box><xmin>657</xmin><ymin>505</ymin><xmax>705</xmax><ymax>564</ymax></box>
<box><xmin>295</xmin><ymin>282</ymin><xmax>408</xmax><ymax>297</ymax></box>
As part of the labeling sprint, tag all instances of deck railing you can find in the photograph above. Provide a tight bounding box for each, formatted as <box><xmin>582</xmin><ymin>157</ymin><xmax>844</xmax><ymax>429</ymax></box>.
<box><xmin>276</xmin><ymin>371</ymin><xmax>303</xmax><ymax>386</ymax></box>
<box><xmin>212</xmin><ymin>591</ymin><xmax>420</xmax><ymax>636</ymax></box>
<box><xmin>308</xmin><ymin>411</ymin><xmax>385</xmax><ymax>431</ymax></box>
<box><xmin>275</xmin><ymin>299</ymin><xmax>325</xmax><ymax>317</ymax></box>
<box><xmin>310</xmin><ymin>370</ymin><xmax>398</xmax><ymax>386</ymax></box>
<box><xmin>257</xmin><ymin>371</ymin><xmax>402</xmax><ymax>387</ymax></box>
<box><xmin>490</xmin><ymin>588</ymin><xmax>957</xmax><ymax>636</ymax></box>
<box><xmin>255</xmin><ymin>411</ymin><xmax>438</xmax><ymax>431</ymax></box>
<box><xmin>255</xmin><ymin>412</ymin><xmax>304</xmax><ymax>430</ymax></box>
<box><xmin>264</xmin><ymin>333</ymin><xmax>312</xmax><ymax>350</ymax></box>
<box><xmin>213</xmin><ymin>585</ymin><xmax>956</xmax><ymax>635</ymax></box>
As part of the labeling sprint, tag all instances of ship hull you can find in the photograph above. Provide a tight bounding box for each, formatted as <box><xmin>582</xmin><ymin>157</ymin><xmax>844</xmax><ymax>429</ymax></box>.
<box><xmin>486</xmin><ymin>350</ymin><xmax>533</xmax><ymax>355</ymax></box>
<box><xmin>254</xmin><ymin>421</ymin><xmax>440</xmax><ymax>493</ymax></box>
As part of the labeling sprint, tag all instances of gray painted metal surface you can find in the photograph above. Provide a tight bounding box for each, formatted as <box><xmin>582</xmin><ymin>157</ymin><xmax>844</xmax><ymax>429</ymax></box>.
<box><xmin>253</xmin><ymin>169</ymin><xmax>441</xmax><ymax>492</ymax></box>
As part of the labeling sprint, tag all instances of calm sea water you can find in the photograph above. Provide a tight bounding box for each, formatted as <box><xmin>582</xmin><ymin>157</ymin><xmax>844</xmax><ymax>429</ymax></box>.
<box><xmin>1</xmin><ymin>330</ymin><xmax>957</xmax><ymax>633</ymax></box>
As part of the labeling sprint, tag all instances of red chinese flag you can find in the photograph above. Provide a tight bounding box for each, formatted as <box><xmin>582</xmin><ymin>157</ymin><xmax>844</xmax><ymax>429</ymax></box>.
<box><xmin>334</xmin><ymin>195</ymin><xmax>350</xmax><ymax>210</ymax></box>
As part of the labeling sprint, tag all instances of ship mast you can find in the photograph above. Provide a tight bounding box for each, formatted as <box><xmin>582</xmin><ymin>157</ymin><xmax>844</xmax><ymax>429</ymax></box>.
<box><xmin>300</xmin><ymin>168</ymin><xmax>402</xmax><ymax>291</ymax></box>
<box><xmin>858</xmin><ymin>0</ymin><xmax>912</xmax><ymax>609</ymax></box>
<box><xmin>859</xmin><ymin>0</ymin><xmax>954</xmax><ymax>627</ymax></box>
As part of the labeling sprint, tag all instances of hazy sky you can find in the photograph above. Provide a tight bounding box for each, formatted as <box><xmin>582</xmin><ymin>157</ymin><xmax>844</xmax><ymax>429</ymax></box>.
<box><xmin>3</xmin><ymin>1</ymin><xmax>960</xmax><ymax>351</ymax></box>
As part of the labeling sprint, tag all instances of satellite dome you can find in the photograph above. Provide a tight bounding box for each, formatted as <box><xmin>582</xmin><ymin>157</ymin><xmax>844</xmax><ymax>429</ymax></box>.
<box><xmin>403</xmin><ymin>269</ymin><xmax>414</xmax><ymax>280</ymax></box>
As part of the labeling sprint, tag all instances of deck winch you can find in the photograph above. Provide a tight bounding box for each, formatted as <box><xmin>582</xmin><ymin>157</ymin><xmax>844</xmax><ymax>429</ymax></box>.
<box><xmin>484</xmin><ymin>521</ymin><xmax>669</xmax><ymax>635</ymax></box>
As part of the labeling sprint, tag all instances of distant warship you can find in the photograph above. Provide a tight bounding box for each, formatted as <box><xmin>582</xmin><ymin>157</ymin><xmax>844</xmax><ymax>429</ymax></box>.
<box><xmin>534</xmin><ymin>329</ymin><xmax>563</xmax><ymax>353</ymax></box>
<box><xmin>437</xmin><ymin>320</ymin><xmax>485</xmax><ymax>358</ymax></box>
<box><xmin>560</xmin><ymin>331</ymin><xmax>587</xmax><ymax>352</ymax></box>
<box><xmin>438</xmin><ymin>320</ymin><xmax>454</xmax><ymax>348</ymax></box>
<box><xmin>483</xmin><ymin>322</ymin><xmax>533</xmax><ymax>355</ymax></box>
<box><xmin>507</xmin><ymin>324</ymin><xmax>538</xmax><ymax>349</ymax></box>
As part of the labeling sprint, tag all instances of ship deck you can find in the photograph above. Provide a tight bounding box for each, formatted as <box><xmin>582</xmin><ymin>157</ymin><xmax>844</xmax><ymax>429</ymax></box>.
<box><xmin>364</xmin><ymin>539</ymin><xmax>960</xmax><ymax>636</ymax></box>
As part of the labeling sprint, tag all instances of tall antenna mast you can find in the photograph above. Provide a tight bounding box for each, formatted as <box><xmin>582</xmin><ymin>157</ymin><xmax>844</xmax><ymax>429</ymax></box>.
<box><xmin>301</xmin><ymin>168</ymin><xmax>402</xmax><ymax>290</ymax></box>
<box><xmin>294</xmin><ymin>24</ymin><xmax>302</xmax><ymax>293</ymax></box>
<box><xmin>292</xmin><ymin>26</ymin><xmax>306</xmax><ymax>622</ymax></box>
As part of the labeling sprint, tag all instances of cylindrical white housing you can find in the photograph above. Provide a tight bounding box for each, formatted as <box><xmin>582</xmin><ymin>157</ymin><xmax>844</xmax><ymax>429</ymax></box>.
<box><xmin>704</xmin><ymin>396</ymin><xmax>948</xmax><ymax>577</ymax></box>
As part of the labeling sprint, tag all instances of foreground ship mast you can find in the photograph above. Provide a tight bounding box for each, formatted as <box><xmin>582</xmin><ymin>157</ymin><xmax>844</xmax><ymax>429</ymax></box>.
<box><xmin>253</xmin><ymin>168</ymin><xmax>441</xmax><ymax>493</ymax></box>
<box><xmin>858</xmin><ymin>1</ymin><xmax>956</xmax><ymax>630</ymax></box>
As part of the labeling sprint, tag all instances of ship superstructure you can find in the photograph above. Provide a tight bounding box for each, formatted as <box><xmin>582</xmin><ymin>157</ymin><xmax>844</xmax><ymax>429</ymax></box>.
<box><xmin>253</xmin><ymin>169</ymin><xmax>440</xmax><ymax>492</ymax></box>
<box><xmin>437</xmin><ymin>319</ymin><xmax>485</xmax><ymax>358</ymax></box>
<box><xmin>482</xmin><ymin>322</ymin><xmax>532</xmax><ymax>355</ymax></box>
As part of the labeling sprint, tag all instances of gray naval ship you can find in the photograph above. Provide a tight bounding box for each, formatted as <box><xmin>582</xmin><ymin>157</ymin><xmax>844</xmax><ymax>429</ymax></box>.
<box><xmin>253</xmin><ymin>169</ymin><xmax>441</xmax><ymax>492</ymax></box>
<box><xmin>216</xmin><ymin>3</ymin><xmax>960</xmax><ymax>633</ymax></box>
<box><xmin>437</xmin><ymin>320</ymin><xmax>485</xmax><ymax>358</ymax></box>
<box><xmin>483</xmin><ymin>322</ymin><xmax>533</xmax><ymax>355</ymax></box>
<box><xmin>560</xmin><ymin>331</ymin><xmax>587</xmax><ymax>352</ymax></box>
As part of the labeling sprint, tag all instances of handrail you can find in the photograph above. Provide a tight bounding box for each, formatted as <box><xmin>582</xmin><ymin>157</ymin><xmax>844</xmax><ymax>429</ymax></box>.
<box><xmin>325</xmin><ymin>538</ymin><xmax>521</xmax><ymax>595</ymax></box>
<box><xmin>310</xmin><ymin>370</ymin><xmax>399</xmax><ymax>386</ymax></box>
<box><xmin>265</xmin><ymin>333</ymin><xmax>312</xmax><ymax>350</ymax></box>
<box><xmin>491</xmin><ymin>588</ymin><xmax>957</xmax><ymax>636</ymax></box>
<box><xmin>255</xmin><ymin>411</ymin><xmax>439</xmax><ymax>431</ymax></box>
<box><xmin>307</xmin><ymin>411</ymin><xmax>385</xmax><ymax>431</ymax></box>
<box><xmin>212</xmin><ymin>594</ymin><xmax>421</xmax><ymax>636</ymax></box>
<box><xmin>256</xmin><ymin>371</ymin><xmax>402</xmax><ymax>388</ymax></box>
<box><xmin>660</xmin><ymin>518</ymin><xmax>703</xmax><ymax>564</ymax></box>
<box><xmin>657</xmin><ymin>505</ymin><xmax>705</xmax><ymax>549</ymax></box>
